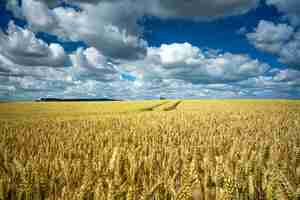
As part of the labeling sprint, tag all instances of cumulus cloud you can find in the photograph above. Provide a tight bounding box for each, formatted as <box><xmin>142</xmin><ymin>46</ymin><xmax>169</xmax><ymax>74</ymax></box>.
<box><xmin>69</xmin><ymin>47</ymin><xmax>120</xmax><ymax>81</ymax></box>
<box><xmin>2</xmin><ymin>0</ymin><xmax>300</xmax><ymax>100</ymax></box>
<box><xmin>0</xmin><ymin>45</ymin><xmax>121</xmax><ymax>97</ymax></box>
<box><xmin>247</xmin><ymin>20</ymin><xmax>300</xmax><ymax>69</ymax></box>
<box><xmin>235</xmin><ymin>68</ymin><xmax>300</xmax><ymax>98</ymax></box>
<box><xmin>33</xmin><ymin>0</ymin><xmax>260</xmax><ymax>19</ymax></box>
<box><xmin>144</xmin><ymin>0</ymin><xmax>260</xmax><ymax>20</ymax></box>
<box><xmin>0</xmin><ymin>21</ymin><xmax>68</xmax><ymax>67</ymax></box>
<box><xmin>0</xmin><ymin>22</ymin><xmax>122</xmax><ymax>99</ymax></box>
<box><xmin>22</xmin><ymin>0</ymin><xmax>57</xmax><ymax>30</ymax></box>
<box><xmin>5</xmin><ymin>0</ymin><xmax>261</xmax><ymax>60</ymax></box>
<box><xmin>1</xmin><ymin>56</ymin><xmax>299</xmax><ymax>100</ymax></box>
<box><xmin>272</xmin><ymin>68</ymin><xmax>300</xmax><ymax>84</ymax></box>
<box><xmin>0</xmin><ymin>51</ymin><xmax>73</xmax><ymax>92</ymax></box>
<box><xmin>2</xmin><ymin>39</ymin><xmax>295</xmax><ymax>100</ymax></box>
<box><xmin>120</xmin><ymin>43</ymin><xmax>270</xmax><ymax>84</ymax></box>
<box><xmin>61</xmin><ymin>68</ymin><xmax>300</xmax><ymax>100</ymax></box>
<box><xmin>246</xmin><ymin>20</ymin><xmax>294</xmax><ymax>53</ymax></box>
<box><xmin>0</xmin><ymin>50</ymin><xmax>72</xmax><ymax>84</ymax></box>
<box><xmin>266</xmin><ymin>0</ymin><xmax>300</xmax><ymax>25</ymax></box>
<box><xmin>0</xmin><ymin>64</ymin><xmax>73</xmax><ymax>100</ymax></box>
<box><xmin>16</xmin><ymin>0</ymin><xmax>148</xmax><ymax>59</ymax></box>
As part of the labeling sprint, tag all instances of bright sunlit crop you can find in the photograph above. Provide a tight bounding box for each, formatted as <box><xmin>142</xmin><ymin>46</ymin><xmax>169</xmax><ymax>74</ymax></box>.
<box><xmin>0</xmin><ymin>100</ymin><xmax>299</xmax><ymax>199</ymax></box>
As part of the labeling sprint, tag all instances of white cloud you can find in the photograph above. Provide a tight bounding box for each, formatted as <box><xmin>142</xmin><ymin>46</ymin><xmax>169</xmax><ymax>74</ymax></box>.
<box><xmin>1</xmin><ymin>58</ymin><xmax>299</xmax><ymax>100</ymax></box>
<box><xmin>51</xmin><ymin>4</ymin><xmax>148</xmax><ymax>59</ymax></box>
<box><xmin>143</xmin><ymin>0</ymin><xmax>260</xmax><ymax>20</ymax></box>
<box><xmin>22</xmin><ymin>0</ymin><xmax>57</xmax><ymax>30</ymax></box>
<box><xmin>120</xmin><ymin>43</ymin><xmax>270</xmax><ymax>84</ymax></box>
<box><xmin>82</xmin><ymin>47</ymin><xmax>107</xmax><ymax>67</ymax></box>
<box><xmin>272</xmin><ymin>68</ymin><xmax>300</xmax><ymax>84</ymax></box>
<box><xmin>278</xmin><ymin>37</ymin><xmax>300</xmax><ymax>67</ymax></box>
<box><xmin>69</xmin><ymin>47</ymin><xmax>120</xmax><ymax>81</ymax></box>
<box><xmin>34</xmin><ymin>0</ymin><xmax>260</xmax><ymax>20</ymax></box>
<box><xmin>247</xmin><ymin>20</ymin><xmax>300</xmax><ymax>69</ymax></box>
<box><xmin>2</xmin><ymin>0</ymin><xmax>300</xmax><ymax>100</ymax></box>
<box><xmin>0</xmin><ymin>19</ymin><xmax>123</xmax><ymax>99</ymax></box>
<box><xmin>81</xmin><ymin>68</ymin><xmax>300</xmax><ymax>99</ymax></box>
<box><xmin>70</xmin><ymin>47</ymin><xmax>107</xmax><ymax>69</ymax></box>
<box><xmin>18</xmin><ymin>0</ymin><xmax>148</xmax><ymax>59</ymax></box>
<box><xmin>0</xmin><ymin>85</ymin><xmax>16</xmax><ymax>92</ymax></box>
<box><xmin>0</xmin><ymin>27</ymin><xmax>121</xmax><ymax>98</ymax></box>
<box><xmin>150</xmin><ymin>43</ymin><xmax>201</xmax><ymax>65</ymax></box>
<box><xmin>0</xmin><ymin>21</ymin><xmax>67</xmax><ymax>67</ymax></box>
<box><xmin>8</xmin><ymin>0</ymin><xmax>261</xmax><ymax>60</ymax></box>
<box><xmin>246</xmin><ymin>20</ymin><xmax>294</xmax><ymax>53</ymax></box>
<box><xmin>2</xmin><ymin>37</ymin><xmax>290</xmax><ymax>100</ymax></box>
<box><xmin>0</xmin><ymin>45</ymin><xmax>121</xmax><ymax>96</ymax></box>
<box><xmin>9</xmin><ymin>76</ymin><xmax>51</xmax><ymax>91</ymax></box>
<box><xmin>267</xmin><ymin>0</ymin><xmax>300</xmax><ymax>25</ymax></box>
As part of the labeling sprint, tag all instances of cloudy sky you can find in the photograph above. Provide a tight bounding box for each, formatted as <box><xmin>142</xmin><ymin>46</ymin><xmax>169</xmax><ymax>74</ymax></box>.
<box><xmin>0</xmin><ymin>0</ymin><xmax>299</xmax><ymax>100</ymax></box>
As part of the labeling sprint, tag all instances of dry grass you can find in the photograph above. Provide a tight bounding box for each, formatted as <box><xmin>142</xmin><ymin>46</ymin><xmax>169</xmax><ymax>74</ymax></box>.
<box><xmin>0</xmin><ymin>100</ymin><xmax>299</xmax><ymax>199</ymax></box>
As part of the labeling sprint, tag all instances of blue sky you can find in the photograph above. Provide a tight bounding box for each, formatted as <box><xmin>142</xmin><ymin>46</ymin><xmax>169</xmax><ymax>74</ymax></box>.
<box><xmin>0</xmin><ymin>0</ymin><xmax>300</xmax><ymax>100</ymax></box>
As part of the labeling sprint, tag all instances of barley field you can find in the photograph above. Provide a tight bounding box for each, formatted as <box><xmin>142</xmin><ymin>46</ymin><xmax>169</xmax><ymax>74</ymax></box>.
<box><xmin>0</xmin><ymin>100</ymin><xmax>299</xmax><ymax>200</ymax></box>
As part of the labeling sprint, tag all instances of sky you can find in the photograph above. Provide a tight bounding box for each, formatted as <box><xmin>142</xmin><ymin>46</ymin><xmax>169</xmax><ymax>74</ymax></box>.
<box><xmin>0</xmin><ymin>0</ymin><xmax>300</xmax><ymax>100</ymax></box>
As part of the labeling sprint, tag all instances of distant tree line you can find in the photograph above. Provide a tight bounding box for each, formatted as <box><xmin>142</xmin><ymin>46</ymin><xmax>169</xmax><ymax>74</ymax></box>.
<box><xmin>36</xmin><ymin>98</ymin><xmax>121</xmax><ymax>102</ymax></box>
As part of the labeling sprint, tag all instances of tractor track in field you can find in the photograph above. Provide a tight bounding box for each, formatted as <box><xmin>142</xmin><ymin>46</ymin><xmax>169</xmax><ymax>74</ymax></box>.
<box><xmin>139</xmin><ymin>101</ymin><xmax>182</xmax><ymax>112</ymax></box>
<box><xmin>139</xmin><ymin>101</ymin><xmax>170</xmax><ymax>112</ymax></box>
<box><xmin>162</xmin><ymin>101</ymin><xmax>182</xmax><ymax>111</ymax></box>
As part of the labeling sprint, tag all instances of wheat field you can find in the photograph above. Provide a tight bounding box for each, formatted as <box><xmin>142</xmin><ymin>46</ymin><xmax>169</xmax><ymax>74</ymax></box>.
<box><xmin>0</xmin><ymin>100</ymin><xmax>299</xmax><ymax>199</ymax></box>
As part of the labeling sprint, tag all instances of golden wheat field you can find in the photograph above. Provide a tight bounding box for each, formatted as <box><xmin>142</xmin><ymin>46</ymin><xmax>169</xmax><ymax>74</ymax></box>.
<box><xmin>0</xmin><ymin>100</ymin><xmax>300</xmax><ymax>200</ymax></box>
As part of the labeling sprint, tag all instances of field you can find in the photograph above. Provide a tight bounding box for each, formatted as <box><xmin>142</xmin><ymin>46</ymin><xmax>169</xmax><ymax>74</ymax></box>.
<box><xmin>0</xmin><ymin>100</ymin><xmax>299</xmax><ymax>199</ymax></box>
